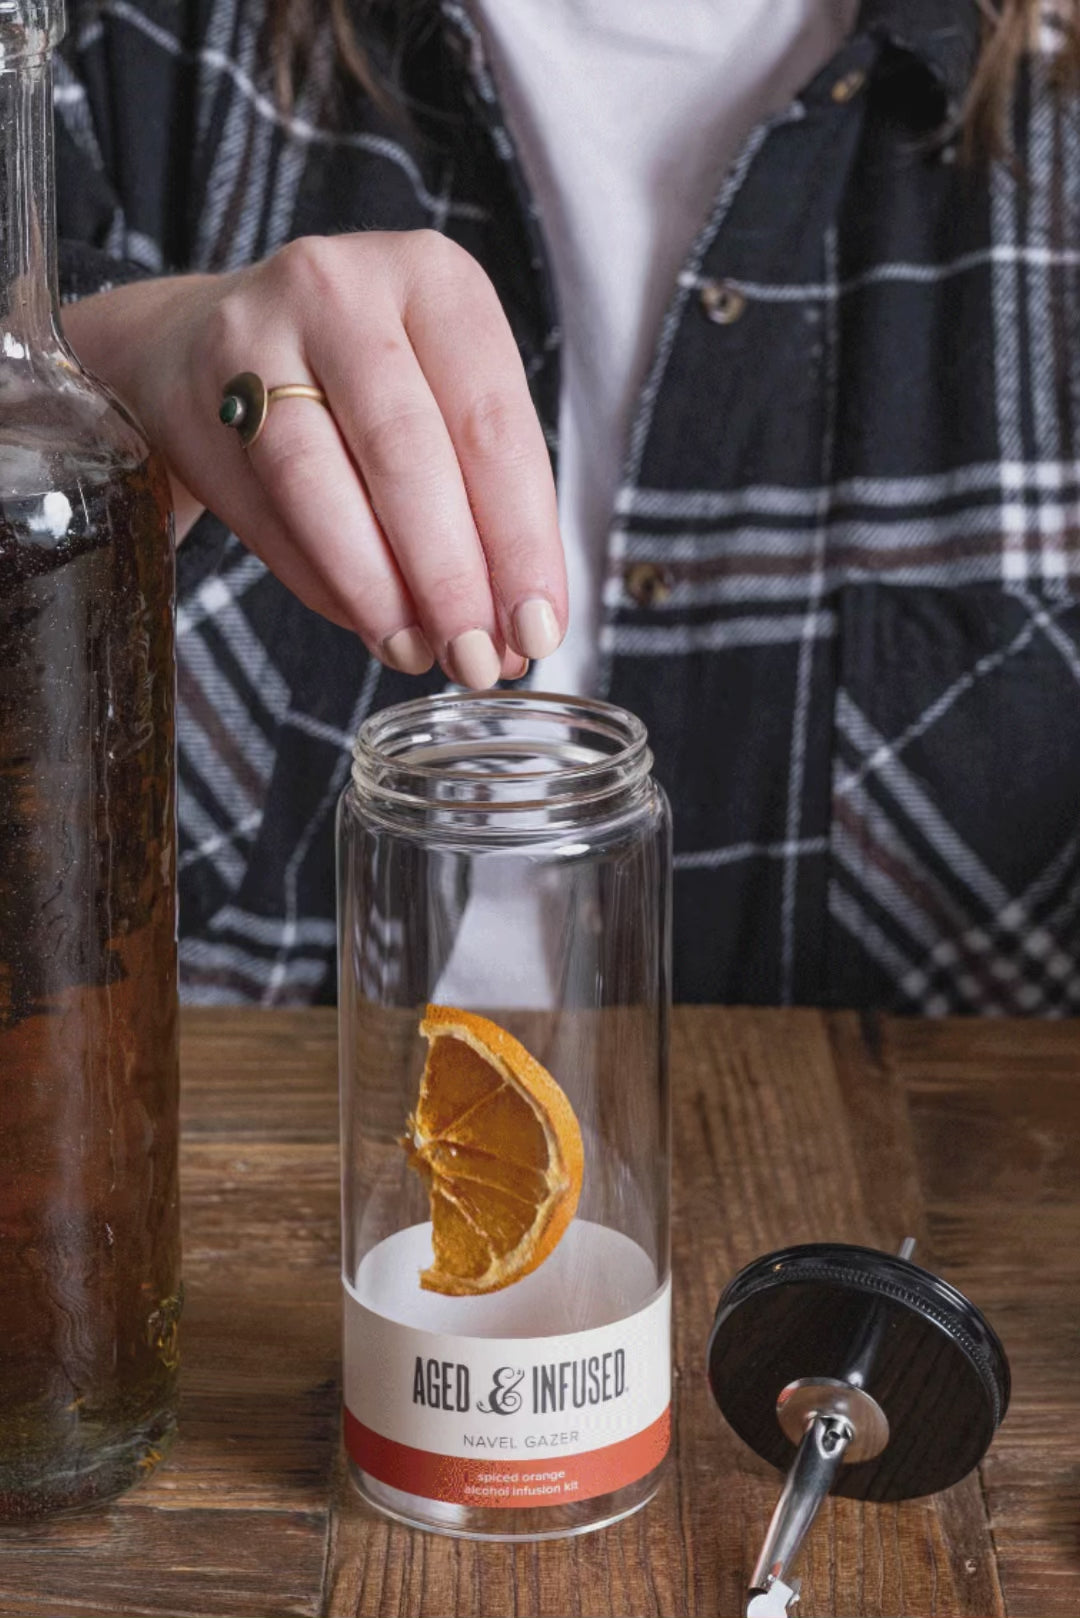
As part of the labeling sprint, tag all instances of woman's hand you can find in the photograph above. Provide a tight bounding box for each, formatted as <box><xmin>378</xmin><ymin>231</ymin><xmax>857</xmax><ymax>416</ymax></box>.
<box><xmin>62</xmin><ymin>231</ymin><xmax>566</xmax><ymax>685</ymax></box>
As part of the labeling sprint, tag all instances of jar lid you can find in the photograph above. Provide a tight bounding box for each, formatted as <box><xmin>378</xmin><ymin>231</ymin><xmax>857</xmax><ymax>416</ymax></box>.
<box><xmin>707</xmin><ymin>1242</ymin><xmax>1010</xmax><ymax>1501</ymax></box>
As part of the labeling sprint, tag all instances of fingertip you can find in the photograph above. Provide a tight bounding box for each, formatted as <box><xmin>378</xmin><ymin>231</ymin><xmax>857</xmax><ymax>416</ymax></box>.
<box><xmin>501</xmin><ymin>650</ymin><xmax>529</xmax><ymax>682</ymax></box>
<box><xmin>512</xmin><ymin>596</ymin><xmax>562</xmax><ymax>661</ymax></box>
<box><xmin>382</xmin><ymin>625</ymin><xmax>436</xmax><ymax>675</ymax></box>
<box><xmin>448</xmin><ymin>628</ymin><xmax>503</xmax><ymax>690</ymax></box>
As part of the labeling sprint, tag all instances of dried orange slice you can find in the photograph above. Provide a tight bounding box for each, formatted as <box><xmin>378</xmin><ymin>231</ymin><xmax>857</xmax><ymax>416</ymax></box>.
<box><xmin>403</xmin><ymin>1004</ymin><xmax>584</xmax><ymax>1295</ymax></box>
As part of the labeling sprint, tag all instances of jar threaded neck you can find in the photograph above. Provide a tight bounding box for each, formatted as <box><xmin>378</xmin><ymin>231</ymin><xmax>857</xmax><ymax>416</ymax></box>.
<box><xmin>350</xmin><ymin>691</ymin><xmax>654</xmax><ymax>829</ymax></box>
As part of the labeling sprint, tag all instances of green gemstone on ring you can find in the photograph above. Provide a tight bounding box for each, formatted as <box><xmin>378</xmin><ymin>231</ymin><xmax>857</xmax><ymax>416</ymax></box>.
<box><xmin>219</xmin><ymin>394</ymin><xmax>244</xmax><ymax>427</ymax></box>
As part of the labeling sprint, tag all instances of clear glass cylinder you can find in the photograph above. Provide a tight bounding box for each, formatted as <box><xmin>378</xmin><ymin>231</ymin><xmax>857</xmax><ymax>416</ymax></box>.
<box><xmin>337</xmin><ymin>692</ymin><xmax>672</xmax><ymax>1540</ymax></box>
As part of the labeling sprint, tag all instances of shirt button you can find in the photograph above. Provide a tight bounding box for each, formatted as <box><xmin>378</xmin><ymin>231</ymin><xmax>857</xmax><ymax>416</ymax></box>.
<box><xmin>700</xmin><ymin>279</ymin><xmax>746</xmax><ymax>325</ymax></box>
<box><xmin>625</xmin><ymin>562</ymin><xmax>673</xmax><ymax>607</ymax></box>
<box><xmin>831</xmin><ymin>68</ymin><xmax>866</xmax><ymax>103</ymax></box>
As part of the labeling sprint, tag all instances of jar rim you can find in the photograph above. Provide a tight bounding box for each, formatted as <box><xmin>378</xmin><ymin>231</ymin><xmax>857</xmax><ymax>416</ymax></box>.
<box><xmin>350</xmin><ymin>689</ymin><xmax>652</xmax><ymax>819</ymax></box>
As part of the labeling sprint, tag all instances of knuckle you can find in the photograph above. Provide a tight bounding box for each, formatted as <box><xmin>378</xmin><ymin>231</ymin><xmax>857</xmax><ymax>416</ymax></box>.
<box><xmin>271</xmin><ymin>234</ymin><xmax>340</xmax><ymax>298</ymax></box>
<box><xmin>418</xmin><ymin>567</ymin><xmax>482</xmax><ymax>620</ymax></box>
<box><xmin>254</xmin><ymin>430</ymin><xmax>328</xmax><ymax>508</ymax></box>
<box><xmin>403</xmin><ymin>230</ymin><xmax>488</xmax><ymax>296</ymax></box>
<box><xmin>458</xmin><ymin>391</ymin><xmax>528</xmax><ymax>464</ymax></box>
<box><xmin>486</xmin><ymin>532</ymin><xmax>543</xmax><ymax>580</ymax></box>
<box><xmin>406</xmin><ymin>228</ymin><xmax>468</xmax><ymax>272</ymax></box>
<box><xmin>198</xmin><ymin>291</ymin><xmax>249</xmax><ymax>373</ymax></box>
<box><xmin>357</xmin><ymin>406</ymin><xmax>447</xmax><ymax>483</ymax></box>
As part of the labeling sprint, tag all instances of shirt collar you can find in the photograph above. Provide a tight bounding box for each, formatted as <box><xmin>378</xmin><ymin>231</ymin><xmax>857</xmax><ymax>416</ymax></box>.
<box><xmin>857</xmin><ymin>0</ymin><xmax>982</xmax><ymax>107</ymax></box>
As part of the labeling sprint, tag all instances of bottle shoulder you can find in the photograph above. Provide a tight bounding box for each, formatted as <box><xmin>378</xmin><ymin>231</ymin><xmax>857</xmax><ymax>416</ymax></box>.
<box><xmin>0</xmin><ymin>338</ymin><xmax>155</xmax><ymax>497</ymax></box>
<box><xmin>0</xmin><ymin>341</ymin><xmax>172</xmax><ymax>599</ymax></box>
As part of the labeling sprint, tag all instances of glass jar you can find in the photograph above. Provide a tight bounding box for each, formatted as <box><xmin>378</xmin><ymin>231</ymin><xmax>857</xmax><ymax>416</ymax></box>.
<box><xmin>337</xmin><ymin>692</ymin><xmax>672</xmax><ymax>1540</ymax></box>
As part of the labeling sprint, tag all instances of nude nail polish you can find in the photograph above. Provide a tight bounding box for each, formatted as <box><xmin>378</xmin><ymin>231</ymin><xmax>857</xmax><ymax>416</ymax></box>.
<box><xmin>449</xmin><ymin>629</ymin><xmax>502</xmax><ymax>690</ymax></box>
<box><xmin>382</xmin><ymin>627</ymin><xmax>435</xmax><ymax>675</ymax></box>
<box><xmin>513</xmin><ymin>597</ymin><xmax>561</xmax><ymax>661</ymax></box>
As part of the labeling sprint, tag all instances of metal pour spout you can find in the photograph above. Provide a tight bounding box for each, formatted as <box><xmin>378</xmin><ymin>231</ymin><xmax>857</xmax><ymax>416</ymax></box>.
<box><xmin>743</xmin><ymin>1240</ymin><xmax>914</xmax><ymax>1616</ymax></box>
<box><xmin>745</xmin><ymin>1413</ymin><xmax>853</xmax><ymax>1616</ymax></box>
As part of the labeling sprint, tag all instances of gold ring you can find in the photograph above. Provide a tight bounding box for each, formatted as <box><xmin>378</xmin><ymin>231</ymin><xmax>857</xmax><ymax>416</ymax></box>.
<box><xmin>219</xmin><ymin>372</ymin><xmax>329</xmax><ymax>449</ymax></box>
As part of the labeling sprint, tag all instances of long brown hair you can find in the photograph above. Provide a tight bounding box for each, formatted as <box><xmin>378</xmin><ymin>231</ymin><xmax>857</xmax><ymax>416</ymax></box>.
<box><xmin>265</xmin><ymin>0</ymin><xmax>382</xmax><ymax>110</ymax></box>
<box><xmin>966</xmin><ymin>0</ymin><xmax>1080</xmax><ymax>153</ymax></box>
<box><xmin>267</xmin><ymin>0</ymin><xmax>1080</xmax><ymax>152</ymax></box>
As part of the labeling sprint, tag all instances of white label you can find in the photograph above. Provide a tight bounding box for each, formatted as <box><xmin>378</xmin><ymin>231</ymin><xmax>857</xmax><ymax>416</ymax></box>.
<box><xmin>343</xmin><ymin>1221</ymin><xmax>671</xmax><ymax>1507</ymax></box>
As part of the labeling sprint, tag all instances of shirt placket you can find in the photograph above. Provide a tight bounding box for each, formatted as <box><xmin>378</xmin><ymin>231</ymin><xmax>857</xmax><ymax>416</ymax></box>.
<box><xmin>599</xmin><ymin>33</ymin><xmax>882</xmax><ymax>1005</ymax></box>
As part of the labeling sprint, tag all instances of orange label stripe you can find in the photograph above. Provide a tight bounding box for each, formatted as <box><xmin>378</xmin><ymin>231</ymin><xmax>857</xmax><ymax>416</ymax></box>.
<box><xmin>345</xmin><ymin>1408</ymin><xmax>670</xmax><ymax>1508</ymax></box>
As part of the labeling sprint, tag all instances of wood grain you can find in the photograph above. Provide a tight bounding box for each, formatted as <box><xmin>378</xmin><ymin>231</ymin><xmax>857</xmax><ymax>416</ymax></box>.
<box><xmin>0</xmin><ymin>1007</ymin><xmax>1075</xmax><ymax>1617</ymax></box>
<box><xmin>884</xmin><ymin>1019</ymin><xmax>1080</xmax><ymax>1618</ymax></box>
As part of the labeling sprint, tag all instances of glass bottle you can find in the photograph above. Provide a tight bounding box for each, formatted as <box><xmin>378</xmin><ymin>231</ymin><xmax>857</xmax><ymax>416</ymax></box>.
<box><xmin>337</xmin><ymin>692</ymin><xmax>672</xmax><ymax>1539</ymax></box>
<box><xmin>0</xmin><ymin>0</ymin><xmax>179</xmax><ymax>1518</ymax></box>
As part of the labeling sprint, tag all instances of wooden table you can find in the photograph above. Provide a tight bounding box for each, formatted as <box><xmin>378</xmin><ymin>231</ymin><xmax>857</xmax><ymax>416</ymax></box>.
<box><xmin>0</xmin><ymin>1009</ymin><xmax>1076</xmax><ymax>1617</ymax></box>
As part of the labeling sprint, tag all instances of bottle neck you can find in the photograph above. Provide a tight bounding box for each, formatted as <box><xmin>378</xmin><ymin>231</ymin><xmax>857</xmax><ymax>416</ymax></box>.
<box><xmin>0</xmin><ymin>45</ymin><xmax>59</xmax><ymax>353</ymax></box>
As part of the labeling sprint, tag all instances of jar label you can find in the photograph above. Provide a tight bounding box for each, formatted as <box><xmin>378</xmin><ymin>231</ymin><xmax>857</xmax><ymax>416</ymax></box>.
<box><xmin>343</xmin><ymin>1227</ymin><xmax>671</xmax><ymax>1509</ymax></box>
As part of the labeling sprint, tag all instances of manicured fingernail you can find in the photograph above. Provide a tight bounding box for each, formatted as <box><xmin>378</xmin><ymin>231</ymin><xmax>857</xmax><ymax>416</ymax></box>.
<box><xmin>449</xmin><ymin>628</ymin><xmax>502</xmax><ymax>690</ymax></box>
<box><xmin>502</xmin><ymin>653</ymin><xmax>529</xmax><ymax>682</ymax></box>
<box><xmin>382</xmin><ymin>626</ymin><xmax>434</xmax><ymax>675</ymax></box>
<box><xmin>513</xmin><ymin>597</ymin><xmax>561</xmax><ymax>661</ymax></box>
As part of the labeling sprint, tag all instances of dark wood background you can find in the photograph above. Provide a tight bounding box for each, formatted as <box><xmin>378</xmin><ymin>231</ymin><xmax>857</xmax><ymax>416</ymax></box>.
<box><xmin>0</xmin><ymin>1008</ymin><xmax>1076</xmax><ymax>1616</ymax></box>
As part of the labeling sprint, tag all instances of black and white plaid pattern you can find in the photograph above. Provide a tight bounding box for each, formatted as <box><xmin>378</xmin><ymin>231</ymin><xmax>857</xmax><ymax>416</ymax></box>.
<box><xmin>54</xmin><ymin>0</ymin><xmax>1080</xmax><ymax>1012</ymax></box>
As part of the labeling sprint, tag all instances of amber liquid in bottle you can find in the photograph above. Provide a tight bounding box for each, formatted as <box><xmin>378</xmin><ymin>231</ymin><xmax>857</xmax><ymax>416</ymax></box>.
<box><xmin>0</xmin><ymin>2</ymin><xmax>180</xmax><ymax>1518</ymax></box>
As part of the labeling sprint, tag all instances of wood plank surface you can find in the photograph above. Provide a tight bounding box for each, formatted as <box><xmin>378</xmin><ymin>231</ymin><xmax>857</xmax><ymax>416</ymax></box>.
<box><xmin>0</xmin><ymin>1007</ymin><xmax>1075</xmax><ymax>1617</ymax></box>
<box><xmin>883</xmin><ymin>1019</ymin><xmax>1080</xmax><ymax>1618</ymax></box>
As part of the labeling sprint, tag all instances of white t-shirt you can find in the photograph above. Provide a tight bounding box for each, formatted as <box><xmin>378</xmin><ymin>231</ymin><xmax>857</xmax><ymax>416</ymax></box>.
<box><xmin>438</xmin><ymin>1</ymin><xmax>857</xmax><ymax>1008</ymax></box>
<box><xmin>471</xmin><ymin>0</ymin><xmax>858</xmax><ymax>695</ymax></box>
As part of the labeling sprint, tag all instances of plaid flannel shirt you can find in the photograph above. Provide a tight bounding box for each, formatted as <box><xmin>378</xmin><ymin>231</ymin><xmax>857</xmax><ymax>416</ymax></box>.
<box><xmin>55</xmin><ymin>0</ymin><xmax>1080</xmax><ymax>1013</ymax></box>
